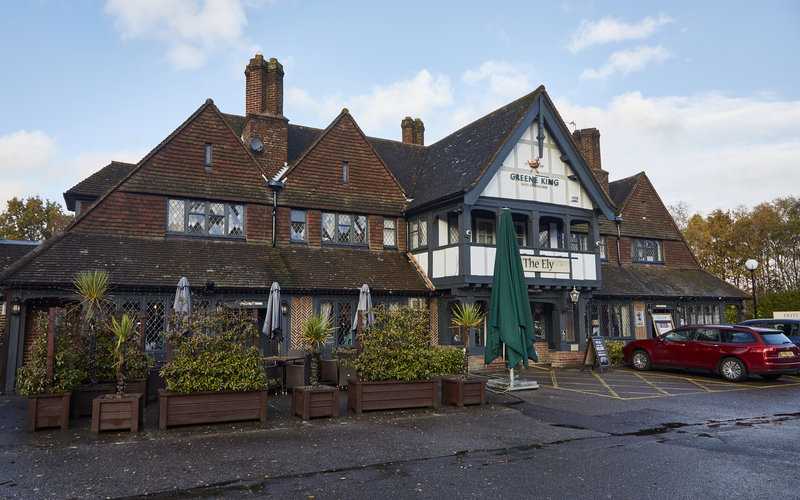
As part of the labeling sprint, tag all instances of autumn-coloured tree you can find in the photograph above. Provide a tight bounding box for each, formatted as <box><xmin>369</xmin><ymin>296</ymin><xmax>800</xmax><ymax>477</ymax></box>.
<box><xmin>0</xmin><ymin>196</ymin><xmax>73</xmax><ymax>241</ymax></box>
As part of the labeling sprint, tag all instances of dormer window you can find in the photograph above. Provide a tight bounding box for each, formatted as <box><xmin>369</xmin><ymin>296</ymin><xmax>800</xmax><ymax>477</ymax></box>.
<box><xmin>205</xmin><ymin>143</ymin><xmax>213</xmax><ymax>171</ymax></box>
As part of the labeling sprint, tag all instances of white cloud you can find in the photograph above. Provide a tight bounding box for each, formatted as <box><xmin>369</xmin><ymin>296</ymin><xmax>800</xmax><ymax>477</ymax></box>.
<box><xmin>581</xmin><ymin>45</ymin><xmax>672</xmax><ymax>80</ymax></box>
<box><xmin>104</xmin><ymin>0</ymin><xmax>248</xmax><ymax>70</ymax></box>
<box><xmin>0</xmin><ymin>129</ymin><xmax>147</xmax><ymax>209</ymax></box>
<box><xmin>554</xmin><ymin>92</ymin><xmax>800</xmax><ymax>214</ymax></box>
<box><xmin>462</xmin><ymin>60</ymin><xmax>533</xmax><ymax>102</ymax></box>
<box><xmin>568</xmin><ymin>13</ymin><xmax>673</xmax><ymax>53</ymax></box>
<box><xmin>287</xmin><ymin>69</ymin><xmax>454</xmax><ymax>140</ymax></box>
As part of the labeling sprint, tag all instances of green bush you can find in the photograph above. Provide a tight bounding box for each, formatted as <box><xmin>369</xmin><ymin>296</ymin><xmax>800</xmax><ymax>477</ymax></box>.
<box><xmin>16</xmin><ymin>312</ymin><xmax>86</xmax><ymax>395</ymax></box>
<box><xmin>606</xmin><ymin>340</ymin><xmax>626</xmax><ymax>365</ymax></box>
<box><xmin>353</xmin><ymin>306</ymin><xmax>462</xmax><ymax>381</ymax></box>
<box><xmin>160</xmin><ymin>309</ymin><xmax>267</xmax><ymax>393</ymax></box>
<box><xmin>96</xmin><ymin>323</ymin><xmax>154</xmax><ymax>381</ymax></box>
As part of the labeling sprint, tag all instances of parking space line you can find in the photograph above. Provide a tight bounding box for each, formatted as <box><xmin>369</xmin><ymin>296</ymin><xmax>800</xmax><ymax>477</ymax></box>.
<box><xmin>632</xmin><ymin>372</ymin><xmax>671</xmax><ymax>395</ymax></box>
<box><xmin>592</xmin><ymin>372</ymin><xmax>620</xmax><ymax>398</ymax></box>
<box><xmin>550</xmin><ymin>370</ymin><xmax>558</xmax><ymax>388</ymax></box>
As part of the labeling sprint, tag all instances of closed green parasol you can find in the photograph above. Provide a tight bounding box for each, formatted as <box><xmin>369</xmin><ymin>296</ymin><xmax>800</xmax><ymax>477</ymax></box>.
<box><xmin>486</xmin><ymin>209</ymin><xmax>538</xmax><ymax>371</ymax></box>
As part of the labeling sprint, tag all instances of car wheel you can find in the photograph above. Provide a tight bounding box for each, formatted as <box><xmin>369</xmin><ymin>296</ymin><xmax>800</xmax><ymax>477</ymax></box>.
<box><xmin>631</xmin><ymin>350</ymin><xmax>651</xmax><ymax>371</ymax></box>
<box><xmin>760</xmin><ymin>374</ymin><xmax>782</xmax><ymax>381</ymax></box>
<box><xmin>719</xmin><ymin>357</ymin><xmax>747</xmax><ymax>382</ymax></box>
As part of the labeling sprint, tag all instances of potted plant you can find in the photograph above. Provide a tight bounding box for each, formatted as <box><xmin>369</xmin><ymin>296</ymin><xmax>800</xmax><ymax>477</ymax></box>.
<box><xmin>348</xmin><ymin>306</ymin><xmax>463</xmax><ymax>414</ymax></box>
<box><xmin>158</xmin><ymin>309</ymin><xmax>268</xmax><ymax>429</ymax></box>
<box><xmin>442</xmin><ymin>302</ymin><xmax>488</xmax><ymax>407</ymax></box>
<box><xmin>17</xmin><ymin>309</ymin><xmax>86</xmax><ymax>431</ymax></box>
<box><xmin>91</xmin><ymin>314</ymin><xmax>144</xmax><ymax>432</ymax></box>
<box><xmin>292</xmin><ymin>314</ymin><xmax>338</xmax><ymax>420</ymax></box>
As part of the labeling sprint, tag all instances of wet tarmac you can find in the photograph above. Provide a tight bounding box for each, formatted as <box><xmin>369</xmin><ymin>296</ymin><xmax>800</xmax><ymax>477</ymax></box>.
<box><xmin>1</xmin><ymin>367</ymin><xmax>799</xmax><ymax>498</ymax></box>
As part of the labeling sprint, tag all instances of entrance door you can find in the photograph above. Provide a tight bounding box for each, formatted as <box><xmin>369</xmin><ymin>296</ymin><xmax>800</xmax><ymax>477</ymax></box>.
<box><xmin>531</xmin><ymin>302</ymin><xmax>552</xmax><ymax>345</ymax></box>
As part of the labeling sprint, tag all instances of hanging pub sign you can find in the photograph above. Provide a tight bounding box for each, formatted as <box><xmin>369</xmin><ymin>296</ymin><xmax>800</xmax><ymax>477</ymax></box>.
<box><xmin>582</xmin><ymin>334</ymin><xmax>612</xmax><ymax>373</ymax></box>
<box><xmin>520</xmin><ymin>255</ymin><xmax>571</xmax><ymax>274</ymax></box>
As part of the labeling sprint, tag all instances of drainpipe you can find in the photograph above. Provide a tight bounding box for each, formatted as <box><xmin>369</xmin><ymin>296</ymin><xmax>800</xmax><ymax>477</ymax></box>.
<box><xmin>267</xmin><ymin>180</ymin><xmax>284</xmax><ymax>247</ymax></box>
<box><xmin>614</xmin><ymin>216</ymin><xmax>623</xmax><ymax>265</ymax></box>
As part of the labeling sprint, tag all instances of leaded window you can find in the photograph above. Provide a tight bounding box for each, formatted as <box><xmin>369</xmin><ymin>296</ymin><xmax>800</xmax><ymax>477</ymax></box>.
<box><xmin>321</xmin><ymin>212</ymin><xmax>368</xmax><ymax>246</ymax></box>
<box><xmin>631</xmin><ymin>238</ymin><xmax>663</xmax><ymax>263</ymax></box>
<box><xmin>514</xmin><ymin>221</ymin><xmax>527</xmax><ymax>247</ymax></box>
<box><xmin>569</xmin><ymin>232</ymin><xmax>588</xmax><ymax>251</ymax></box>
<box><xmin>167</xmin><ymin>198</ymin><xmax>245</xmax><ymax>239</ymax></box>
<box><xmin>448</xmin><ymin>215</ymin><xmax>459</xmax><ymax>245</ymax></box>
<box><xmin>587</xmin><ymin>302</ymin><xmax>634</xmax><ymax>339</ymax></box>
<box><xmin>476</xmin><ymin>218</ymin><xmax>495</xmax><ymax>244</ymax></box>
<box><xmin>410</xmin><ymin>219</ymin><xmax>427</xmax><ymax>249</ymax></box>
<box><xmin>319</xmin><ymin>299</ymin><xmax>355</xmax><ymax>347</ymax></box>
<box><xmin>383</xmin><ymin>217</ymin><xmax>397</xmax><ymax>247</ymax></box>
<box><xmin>290</xmin><ymin>210</ymin><xmax>307</xmax><ymax>242</ymax></box>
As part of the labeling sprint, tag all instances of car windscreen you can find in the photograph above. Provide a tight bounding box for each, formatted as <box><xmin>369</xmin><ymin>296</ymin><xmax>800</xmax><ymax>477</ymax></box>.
<box><xmin>759</xmin><ymin>332</ymin><xmax>793</xmax><ymax>345</ymax></box>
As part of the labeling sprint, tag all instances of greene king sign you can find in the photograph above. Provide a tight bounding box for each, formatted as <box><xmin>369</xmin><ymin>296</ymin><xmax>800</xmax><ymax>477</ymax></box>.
<box><xmin>521</xmin><ymin>255</ymin><xmax>571</xmax><ymax>274</ymax></box>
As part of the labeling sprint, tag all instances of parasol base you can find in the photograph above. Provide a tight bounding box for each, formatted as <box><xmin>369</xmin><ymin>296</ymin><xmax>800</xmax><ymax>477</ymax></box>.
<box><xmin>486</xmin><ymin>378</ymin><xmax>538</xmax><ymax>392</ymax></box>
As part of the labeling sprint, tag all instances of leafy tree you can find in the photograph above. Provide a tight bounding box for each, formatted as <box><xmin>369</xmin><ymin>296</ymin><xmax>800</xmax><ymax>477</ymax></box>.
<box><xmin>0</xmin><ymin>196</ymin><xmax>72</xmax><ymax>241</ymax></box>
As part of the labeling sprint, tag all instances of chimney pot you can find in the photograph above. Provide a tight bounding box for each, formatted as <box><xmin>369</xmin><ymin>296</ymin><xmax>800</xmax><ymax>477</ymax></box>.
<box><xmin>401</xmin><ymin>117</ymin><xmax>414</xmax><ymax>144</ymax></box>
<box><xmin>412</xmin><ymin>118</ymin><xmax>425</xmax><ymax>146</ymax></box>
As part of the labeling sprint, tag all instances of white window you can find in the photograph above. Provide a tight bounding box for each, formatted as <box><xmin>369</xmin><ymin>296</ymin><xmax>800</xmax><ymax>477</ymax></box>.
<box><xmin>476</xmin><ymin>218</ymin><xmax>495</xmax><ymax>244</ymax></box>
<box><xmin>410</xmin><ymin>219</ymin><xmax>427</xmax><ymax>249</ymax></box>
<box><xmin>290</xmin><ymin>210</ymin><xmax>307</xmax><ymax>242</ymax></box>
<box><xmin>383</xmin><ymin>218</ymin><xmax>396</xmax><ymax>247</ymax></box>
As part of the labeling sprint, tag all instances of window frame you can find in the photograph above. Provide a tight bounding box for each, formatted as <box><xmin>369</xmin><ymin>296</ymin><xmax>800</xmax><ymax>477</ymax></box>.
<box><xmin>383</xmin><ymin>217</ymin><xmax>397</xmax><ymax>248</ymax></box>
<box><xmin>409</xmin><ymin>218</ymin><xmax>428</xmax><ymax>250</ymax></box>
<box><xmin>290</xmin><ymin>209</ymin><xmax>307</xmax><ymax>243</ymax></box>
<box><xmin>321</xmin><ymin>211</ymin><xmax>368</xmax><ymax>247</ymax></box>
<box><xmin>167</xmin><ymin>198</ymin><xmax>245</xmax><ymax>240</ymax></box>
<box><xmin>475</xmin><ymin>217</ymin><xmax>495</xmax><ymax>245</ymax></box>
<box><xmin>631</xmin><ymin>238</ymin><xmax>664</xmax><ymax>264</ymax></box>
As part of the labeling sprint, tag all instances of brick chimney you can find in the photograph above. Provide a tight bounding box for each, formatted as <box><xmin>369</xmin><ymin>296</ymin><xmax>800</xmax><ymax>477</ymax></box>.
<box><xmin>401</xmin><ymin>117</ymin><xmax>414</xmax><ymax>143</ymax></box>
<box><xmin>412</xmin><ymin>118</ymin><xmax>424</xmax><ymax>146</ymax></box>
<box><xmin>243</xmin><ymin>54</ymin><xmax>288</xmax><ymax>178</ymax></box>
<box><xmin>401</xmin><ymin>117</ymin><xmax>424</xmax><ymax>145</ymax></box>
<box><xmin>572</xmin><ymin>128</ymin><xmax>609</xmax><ymax>193</ymax></box>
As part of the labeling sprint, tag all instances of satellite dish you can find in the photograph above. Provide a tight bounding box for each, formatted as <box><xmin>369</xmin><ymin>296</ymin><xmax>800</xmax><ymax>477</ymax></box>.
<box><xmin>249</xmin><ymin>137</ymin><xmax>263</xmax><ymax>152</ymax></box>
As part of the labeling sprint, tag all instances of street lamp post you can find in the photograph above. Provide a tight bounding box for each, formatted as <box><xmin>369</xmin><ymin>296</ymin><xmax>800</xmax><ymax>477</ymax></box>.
<box><xmin>745</xmin><ymin>259</ymin><xmax>759</xmax><ymax>319</ymax></box>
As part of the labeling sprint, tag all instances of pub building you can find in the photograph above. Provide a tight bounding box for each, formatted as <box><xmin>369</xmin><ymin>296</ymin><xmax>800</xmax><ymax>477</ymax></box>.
<box><xmin>0</xmin><ymin>55</ymin><xmax>746</xmax><ymax>392</ymax></box>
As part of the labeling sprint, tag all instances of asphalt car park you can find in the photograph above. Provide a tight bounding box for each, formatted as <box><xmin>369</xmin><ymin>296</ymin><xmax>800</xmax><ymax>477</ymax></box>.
<box><xmin>479</xmin><ymin>364</ymin><xmax>800</xmax><ymax>400</ymax></box>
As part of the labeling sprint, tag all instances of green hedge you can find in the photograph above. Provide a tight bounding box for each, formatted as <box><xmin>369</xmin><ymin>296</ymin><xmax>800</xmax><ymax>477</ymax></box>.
<box><xmin>353</xmin><ymin>306</ymin><xmax>463</xmax><ymax>381</ymax></box>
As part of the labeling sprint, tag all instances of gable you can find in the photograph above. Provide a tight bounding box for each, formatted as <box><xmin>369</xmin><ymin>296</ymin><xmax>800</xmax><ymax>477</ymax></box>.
<box><xmin>464</xmin><ymin>92</ymin><xmax>615</xmax><ymax>219</ymax></box>
<box><xmin>619</xmin><ymin>175</ymin><xmax>683</xmax><ymax>241</ymax></box>
<box><xmin>281</xmin><ymin>112</ymin><xmax>407</xmax><ymax>213</ymax></box>
<box><xmin>480</xmin><ymin>121</ymin><xmax>593</xmax><ymax>210</ymax></box>
<box><xmin>122</xmin><ymin>104</ymin><xmax>269</xmax><ymax>203</ymax></box>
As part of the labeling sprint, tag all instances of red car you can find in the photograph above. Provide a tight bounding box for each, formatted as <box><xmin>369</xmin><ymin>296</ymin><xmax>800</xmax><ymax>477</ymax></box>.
<box><xmin>622</xmin><ymin>325</ymin><xmax>800</xmax><ymax>382</ymax></box>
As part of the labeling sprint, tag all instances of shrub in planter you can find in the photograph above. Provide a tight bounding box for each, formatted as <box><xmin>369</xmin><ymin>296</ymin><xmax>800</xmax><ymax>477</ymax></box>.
<box><xmin>606</xmin><ymin>340</ymin><xmax>626</xmax><ymax>365</ymax></box>
<box><xmin>96</xmin><ymin>316</ymin><xmax>153</xmax><ymax>383</ymax></box>
<box><xmin>16</xmin><ymin>312</ymin><xmax>86</xmax><ymax>396</ymax></box>
<box><xmin>353</xmin><ymin>306</ymin><xmax>462</xmax><ymax>382</ymax></box>
<box><xmin>160</xmin><ymin>309</ymin><xmax>267</xmax><ymax>393</ymax></box>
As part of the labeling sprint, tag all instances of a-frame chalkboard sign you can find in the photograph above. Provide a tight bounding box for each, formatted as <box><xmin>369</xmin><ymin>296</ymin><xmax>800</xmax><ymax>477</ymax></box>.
<box><xmin>581</xmin><ymin>334</ymin><xmax>612</xmax><ymax>373</ymax></box>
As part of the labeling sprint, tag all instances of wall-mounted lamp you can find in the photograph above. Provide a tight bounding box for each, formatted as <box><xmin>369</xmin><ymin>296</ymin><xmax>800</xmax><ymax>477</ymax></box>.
<box><xmin>204</xmin><ymin>281</ymin><xmax>216</xmax><ymax>294</ymax></box>
<box><xmin>280</xmin><ymin>299</ymin><xmax>288</xmax><ymax>315</ymax></box>
<box><xmin>569</xmin><ymin>287</ymin><xmax>580</xmax><ymax>304</ymax></box>
<box><xmin>11</xmin><ymin>297</ymin><xmax>21</xmax><ymax>315</ymax></box>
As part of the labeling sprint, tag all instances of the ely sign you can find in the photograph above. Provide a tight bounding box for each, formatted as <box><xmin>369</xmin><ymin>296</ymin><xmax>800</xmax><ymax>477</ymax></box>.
<box><xmin>520</xmin><ymin>255</ymin><xmax>571</xmax><ymax>274</ymax></box>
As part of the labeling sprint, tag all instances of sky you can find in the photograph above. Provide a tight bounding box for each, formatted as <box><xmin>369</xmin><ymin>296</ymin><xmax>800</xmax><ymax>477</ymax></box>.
<box><xmin>1</xmin><ymin>0</ymin><xmax>799</xmax><ymax>217</ymax></box>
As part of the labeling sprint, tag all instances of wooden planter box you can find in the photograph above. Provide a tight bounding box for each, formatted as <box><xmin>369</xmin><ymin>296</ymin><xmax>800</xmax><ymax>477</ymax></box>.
<box><xmin>73</xmin><ymin>378</ymin><xmax>147</xmax><ymax>417</ymax></box>
<box><xmin>27</xmin><ymin>393</ymin><xmax>71</xmax><ymax>431</ymax></box>
<box><xmin>158</xmin><ymin>389</ymin><xmax>267</xmax><ymax>430</ymax></box>
<box><xmin>442</xmin><ymin>378</ymin><xmax>487</xmax><ymax>407</ymax></box>
<box><xmin>91</xmin><ymin>393</ymin><xmax>143</xmax><ymax>433</ymax></box>
<box><xmin>347</xmin><ymin>379</ymin><xmax>439</xmax><ymax>414</ymax></box>
<box><xmin>292</xmin><ymin>386</ymin><xmax>339</xmax><ymax>420</ymax></box>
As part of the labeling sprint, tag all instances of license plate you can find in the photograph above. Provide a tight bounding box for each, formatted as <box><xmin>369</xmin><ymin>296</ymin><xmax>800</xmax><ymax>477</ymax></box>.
<box><xmin>779</xmin><ymin>351</ymin><xmax>794</xmax><ymax>357</ymax></box>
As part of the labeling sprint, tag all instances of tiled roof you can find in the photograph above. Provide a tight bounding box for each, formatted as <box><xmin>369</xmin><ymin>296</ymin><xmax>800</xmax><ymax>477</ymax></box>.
<box><xmin>598</xmin><ymin>264</ymin><xmax>748</xmax><ymax>299</ymax></box>
<box><xmin>0</xmin><ymin>240</ymin><xmax>39</xmax><ymax>274</ymax></box>
<box><xmin>63</xmin><ymin>161</ymin><xmax>136</xmax><ymax>210</ymax></box>
<box><xmin>608</xmin><ymin>173</ymin><xmax>643</xmax><ymax>209</ymax></box>
<box><xmin>0</xmin><ymin>232</ymin><xmax>428</xmax><ymax>294</ymax></box>
<box><xmin>407</xmin><ymin>88</ymin><xmax>543</xmax><ymax>208</ymax></box>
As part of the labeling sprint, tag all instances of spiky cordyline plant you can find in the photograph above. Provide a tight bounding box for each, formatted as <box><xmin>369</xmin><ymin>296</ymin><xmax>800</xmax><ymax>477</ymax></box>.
<box><xmin>73</xmin><ymin>270</ymin><xmax>110</xmax><ymax>385</ymax></box>
<box><xmin>300</xmin><ymin>314</ymin><xmax>334</xmax><ymax>388</ymax></box>
<box><xmin>451</xmin><ymin>302</ymin><xmax>486</xmax><ymax>380</ymax></box>
<box><xmin>109</xmin><ymin>314</ymin><xmax>136</xmax><ymax>396</ymax></box>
